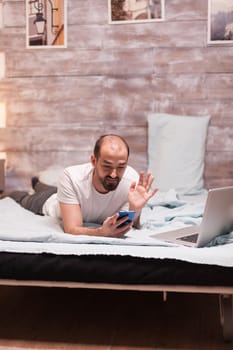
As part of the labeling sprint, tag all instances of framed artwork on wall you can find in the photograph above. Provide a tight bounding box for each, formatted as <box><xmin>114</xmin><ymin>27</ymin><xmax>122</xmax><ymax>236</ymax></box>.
<box><xmin>26</xmin><ymin>0</ymin><xmax>67</xmax><ymax>48</ymax></box>
<box><xmin>208</xmin><ymin>0</ymin><xmax>233</xmax><ymax>44</ymax></box>
<box><xmin>108</xmin><ymin>0</ymin><xmax>165</xmax><ymax>24</ymax></box>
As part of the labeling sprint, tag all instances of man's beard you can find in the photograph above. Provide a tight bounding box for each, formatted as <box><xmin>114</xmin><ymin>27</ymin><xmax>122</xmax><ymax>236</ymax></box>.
<box><xmin>101</xmin><ymin>176</ymin><xmax>120</xmax><ymax>191</ymax></box>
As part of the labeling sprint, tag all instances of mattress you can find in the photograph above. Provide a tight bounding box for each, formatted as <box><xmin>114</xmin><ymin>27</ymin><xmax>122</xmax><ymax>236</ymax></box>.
<box><xmin>0</xmin><ymin>192</ymin><xmax>233</xmax><ymax>287</ymax></box>
<box><xmin>0</xmin><ymin>252</ymin><xmax>232</xmax><ymax>287</ymax></box>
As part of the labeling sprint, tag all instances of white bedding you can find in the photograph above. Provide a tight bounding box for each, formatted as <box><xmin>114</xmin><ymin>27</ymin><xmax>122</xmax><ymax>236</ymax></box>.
<box><xmin>0</xmin><ymin>192</ymin><xmax>233</xmax><ymax>267</ymax></box>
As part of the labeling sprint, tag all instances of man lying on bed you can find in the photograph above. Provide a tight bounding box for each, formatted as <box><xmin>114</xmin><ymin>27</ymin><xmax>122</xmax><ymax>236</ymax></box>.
<box><xmin>1</xmin><ymin>134</ymin><xmax>157</xmax><ymax>237</ymax></box>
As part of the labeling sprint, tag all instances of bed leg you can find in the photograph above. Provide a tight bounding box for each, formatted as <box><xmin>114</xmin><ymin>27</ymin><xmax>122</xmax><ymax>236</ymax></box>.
<box><xmin>219</xmin><ymin>294</ymin><xmax>233</xmax><ymax>342</ymax></box>
<box><xmin>163</xmin><ymin>291</ymin><xmax>167</xmax><ymax>302</ymax></box>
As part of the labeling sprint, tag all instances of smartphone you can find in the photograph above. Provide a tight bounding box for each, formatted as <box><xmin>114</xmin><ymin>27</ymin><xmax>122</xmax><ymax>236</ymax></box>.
<box><xmin>117</xmin><ymin>210</ymin><xmax>135</xmax><ymax>228</ymax></box>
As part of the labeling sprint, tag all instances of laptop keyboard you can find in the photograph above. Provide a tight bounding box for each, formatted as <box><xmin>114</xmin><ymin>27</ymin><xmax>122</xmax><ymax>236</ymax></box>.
<box><xmin>178</xmin><ymin>233</ymin><xmax>199</xmax><ymax>243</ymax></box>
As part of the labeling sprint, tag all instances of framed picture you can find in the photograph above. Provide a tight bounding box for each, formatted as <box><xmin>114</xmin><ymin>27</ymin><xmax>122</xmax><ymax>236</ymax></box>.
<box><xmin>108</xmin><ymin>0</ymin><xmax>165</xmax><ymax>24</ymax></box>
<box><xmin>208</xmin><ymin>0</ymin><xmax>233</xmax><ymax>44</ymax></box>
<box><xmin>26</xmin><ymin>0</ymin><xmax>67</xmax><ymax>48</ymax></box>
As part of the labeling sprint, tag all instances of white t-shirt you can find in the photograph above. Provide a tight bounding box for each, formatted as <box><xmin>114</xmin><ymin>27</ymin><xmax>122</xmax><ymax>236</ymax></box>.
<box><xmin>43</xmin><ymin>163</ymin><xmax>139</xmax><ymax>224</ymax></box>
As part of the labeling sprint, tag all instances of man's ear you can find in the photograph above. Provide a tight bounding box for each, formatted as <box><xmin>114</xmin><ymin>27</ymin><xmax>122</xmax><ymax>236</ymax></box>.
<box><xmin>90</xmin><ymin>154</ymin><xmax>96</xmax><ymax>167</ymax></box>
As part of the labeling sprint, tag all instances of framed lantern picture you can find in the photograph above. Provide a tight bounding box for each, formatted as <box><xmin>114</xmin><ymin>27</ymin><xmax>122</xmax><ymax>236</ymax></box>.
<box><xmin>108</xmin><ymin>0</ymin><xmax>165</xmax><ymax>24</ymax></box>
<box><xmin>208</xmin><ymin>0</ymin><xmax>233</xmax><ymax>44</ymax></box>
<box><xmin>26</xmin><ymin>0</ymin><xmax>67</xmax><ymax>48</ymax></box>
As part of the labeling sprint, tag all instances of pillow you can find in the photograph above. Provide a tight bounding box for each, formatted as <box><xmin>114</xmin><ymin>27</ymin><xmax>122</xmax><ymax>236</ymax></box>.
<box><xmin>147</xmin><ymin>113</ymin><xmax>210</xmax><ymax>195</ymax></box>
<box><xmin>39</xmin><ymin>167</ymin><xmax>64</xmax><ymax>187</ymax></box>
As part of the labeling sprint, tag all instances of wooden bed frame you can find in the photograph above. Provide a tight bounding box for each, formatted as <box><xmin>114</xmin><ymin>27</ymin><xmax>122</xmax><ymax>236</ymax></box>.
<box><xmin>0</xmin><ymin>279</ymin><xmax>232</xmax><ymax>342</ymax></box>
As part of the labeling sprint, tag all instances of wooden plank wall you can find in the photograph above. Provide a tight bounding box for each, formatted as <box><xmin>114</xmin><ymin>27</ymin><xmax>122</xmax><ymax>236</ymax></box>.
<box><xmin>0</xmin><ymin>0</ymin><xmax>232</xmax><ymax>191</ymax></box>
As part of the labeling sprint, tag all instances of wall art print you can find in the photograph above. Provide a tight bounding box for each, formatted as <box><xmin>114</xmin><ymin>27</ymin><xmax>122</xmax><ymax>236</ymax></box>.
<box><xmin>208</xmin><ymin>0</ymin><xmax>233</xmax><ymax>44</ymax></box>
<box><xmin>26</xmin><ymin>0</ymin><xmax>67</xmax><ymax>48</ymax></box>
<box><xmin>108</xmin><ymin>0</ymin><xmax>165</xmax><ymax>24</ymax></box>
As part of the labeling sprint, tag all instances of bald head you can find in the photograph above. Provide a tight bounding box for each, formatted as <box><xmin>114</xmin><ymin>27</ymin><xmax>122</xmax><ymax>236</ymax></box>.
<box><xmin>93</xmin><ymin>134</ymin><xmax>130</xmax><ymax>160</ymax></box>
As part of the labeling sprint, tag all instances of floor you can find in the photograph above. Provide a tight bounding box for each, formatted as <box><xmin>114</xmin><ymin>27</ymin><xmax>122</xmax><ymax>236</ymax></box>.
<box><xmin>0</xmin><ymin>285</ymin><xmax>232</xmax><ymax>350</ymax></box>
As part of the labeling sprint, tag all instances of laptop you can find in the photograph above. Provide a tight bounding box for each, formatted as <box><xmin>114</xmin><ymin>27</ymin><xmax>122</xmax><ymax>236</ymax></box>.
<box><xmin>150</xmin><ymin>186</ymin><xmax>233</xmax><ymax>248</ymax></box>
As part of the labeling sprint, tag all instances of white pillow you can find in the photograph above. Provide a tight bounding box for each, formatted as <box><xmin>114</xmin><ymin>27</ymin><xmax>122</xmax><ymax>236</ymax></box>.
<box><xmin>147</xmin><ymin>113</ymin><xmax>210</xmax><ymax>195</ymax></box>
<box><xmin>39</xmin><ymin>167</ymin><xmax>64</xmax><ymax>187</ymax></box>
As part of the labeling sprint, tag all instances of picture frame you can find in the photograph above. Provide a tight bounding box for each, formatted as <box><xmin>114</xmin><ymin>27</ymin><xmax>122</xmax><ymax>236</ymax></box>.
<box><xmin>108</xmin><ymin>0</ymin><xmax>165</xmax><ymax>24</ymax></box>
<box><xmin>208</xmin><ymin>0</ymin><xmax>233</xmax><ymax>44</ymax></box>
<box><xmin>26</xmin><ymin>0</ymin><xmax>67</xmax><ymax>48</ymax></box>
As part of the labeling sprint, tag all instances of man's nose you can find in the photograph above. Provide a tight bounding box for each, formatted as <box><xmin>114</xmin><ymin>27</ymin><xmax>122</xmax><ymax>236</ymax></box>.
<box><xmin>110</xmin><ymin>169</ymin><xmax>117</xmax><ymax>178</ymax></box>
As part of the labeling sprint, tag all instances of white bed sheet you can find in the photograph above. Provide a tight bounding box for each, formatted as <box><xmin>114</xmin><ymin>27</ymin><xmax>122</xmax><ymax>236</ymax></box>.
<box><xmin>0</xmin><ymin>192</ymin><xmax>233</xmax><ymax>267</ymax></box>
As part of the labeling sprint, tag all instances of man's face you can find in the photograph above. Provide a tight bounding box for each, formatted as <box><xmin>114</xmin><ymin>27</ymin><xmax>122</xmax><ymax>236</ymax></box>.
<box><xmin>91</xmin><ymin>140</ymin><xmax>128</xmax><ymax>193</ymax></box>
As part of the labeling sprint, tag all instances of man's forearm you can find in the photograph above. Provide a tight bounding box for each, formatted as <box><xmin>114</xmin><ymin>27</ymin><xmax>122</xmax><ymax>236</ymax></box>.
<box><xmin>131</xmin><ymin>209</ymin><xmax>141</xmax><ymax>229</ymax></box>
<box><xmin>63</xmin><ymin>224</ymin><xmax>104</xmax><ymax>236</ymax></box>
